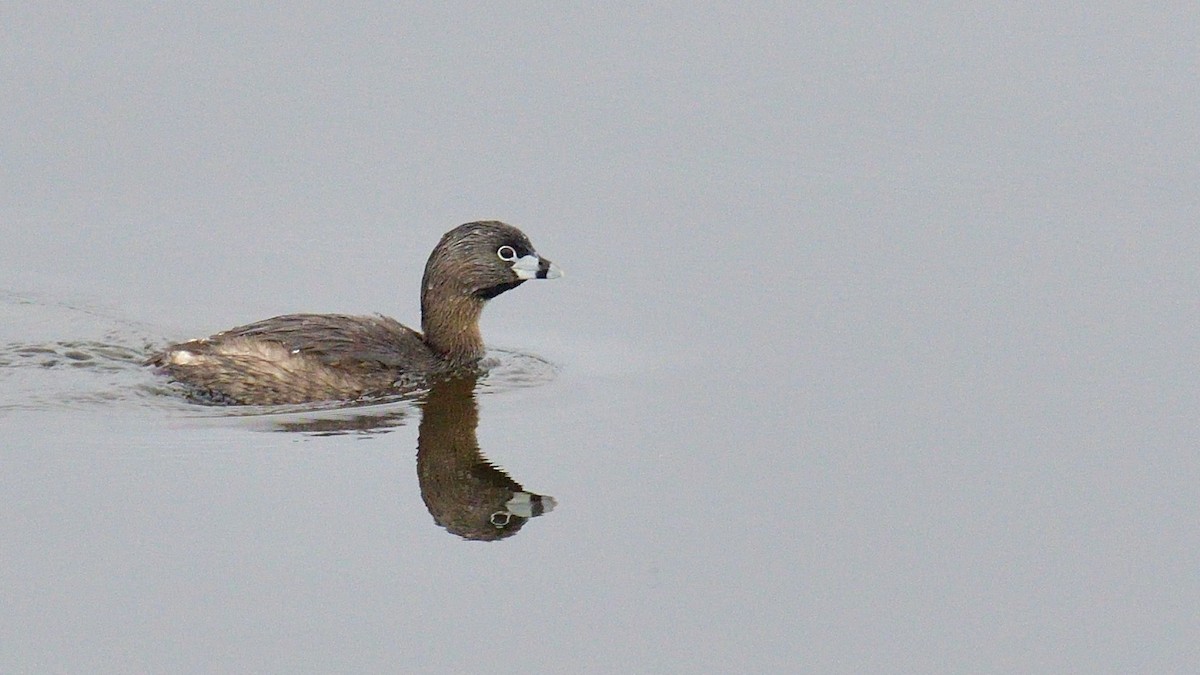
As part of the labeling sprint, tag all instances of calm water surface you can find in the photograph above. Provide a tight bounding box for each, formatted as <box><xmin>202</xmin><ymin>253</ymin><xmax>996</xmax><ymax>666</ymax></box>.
<box><xmin>3</xmin><ymin>5</ymin><xmax>1198</xmax><ymax>673</ymax></box>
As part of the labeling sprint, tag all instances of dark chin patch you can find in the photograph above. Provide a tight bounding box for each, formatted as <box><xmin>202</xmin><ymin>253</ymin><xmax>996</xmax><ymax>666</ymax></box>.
<box><xmin>476</xmin><ymin>280</ymin><xmax>525</xmax><ymax>300</ymax></box>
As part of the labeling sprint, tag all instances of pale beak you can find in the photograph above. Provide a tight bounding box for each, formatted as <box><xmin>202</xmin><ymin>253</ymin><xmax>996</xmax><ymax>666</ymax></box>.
<box><xmin>512</xmin><ymin>254</ymin><xmax>564</xmax><ymax>280</ymax></box>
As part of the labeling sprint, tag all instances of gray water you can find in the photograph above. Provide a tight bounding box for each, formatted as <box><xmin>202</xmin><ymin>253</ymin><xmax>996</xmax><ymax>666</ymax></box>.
<box><xmin>3</xmin><ymin>5</ymin><xmax>1198</xmax><ymax>673</ymax></box>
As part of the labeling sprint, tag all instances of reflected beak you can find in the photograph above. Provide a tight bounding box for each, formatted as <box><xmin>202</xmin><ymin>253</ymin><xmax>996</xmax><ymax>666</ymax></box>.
<box><xmin>512</xmin><ymin>254</ymin><xmax>564</xmax><ymax>280</ymax></box>
<box><xmin>504</xmin><ymin>491</ymin><xmax>558</xmax><ymax>518</ymax></box>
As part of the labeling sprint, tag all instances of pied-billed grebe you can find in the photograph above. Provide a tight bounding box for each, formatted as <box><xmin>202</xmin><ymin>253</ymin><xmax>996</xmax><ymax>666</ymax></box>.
<box><xmin>148</xmin><ymin>221</ymin><xmax>562</xmax><ymax>405</ymax></box>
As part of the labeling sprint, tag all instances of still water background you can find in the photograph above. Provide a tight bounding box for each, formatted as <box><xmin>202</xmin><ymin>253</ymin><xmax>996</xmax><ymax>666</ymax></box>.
<box><xmin>2</xmin><ymin>5</ymin><xmax>1198</xmax><ymax>672</ymax></box>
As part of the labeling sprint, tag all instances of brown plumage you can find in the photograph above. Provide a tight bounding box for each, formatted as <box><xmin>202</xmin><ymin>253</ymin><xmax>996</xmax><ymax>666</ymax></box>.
<box><xmin>147</xmin><ymin>221</ymin><xmax>562</xmax><ymax>404</ymax></box>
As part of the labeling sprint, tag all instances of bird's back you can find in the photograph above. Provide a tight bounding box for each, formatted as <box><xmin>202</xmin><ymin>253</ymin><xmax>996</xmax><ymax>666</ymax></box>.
<box><xmin>148</xmin><ymin>313</ymin><xmax>441</xmax><ymax>404</ymax></box>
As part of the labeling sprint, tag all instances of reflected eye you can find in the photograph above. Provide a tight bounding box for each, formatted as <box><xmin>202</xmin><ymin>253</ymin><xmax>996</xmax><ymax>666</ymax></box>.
<box><xmin>497</xmin><ymin>245</ymin><xmax>517</xmax><ymax>261</ymax></box>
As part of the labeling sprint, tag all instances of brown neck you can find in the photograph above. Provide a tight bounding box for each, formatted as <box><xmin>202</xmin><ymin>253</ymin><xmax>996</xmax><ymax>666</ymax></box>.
<box><xmin>421</xmin><ymin>288</ymin><xmax>486</xmax><ymax>366</ymax></box>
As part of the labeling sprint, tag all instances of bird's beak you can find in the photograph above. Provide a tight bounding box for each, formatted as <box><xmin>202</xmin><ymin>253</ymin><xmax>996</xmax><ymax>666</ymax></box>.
<box><xmin>513</xmin><ymin>254</ymin><xmax>564</xmax><ymax>280</ymax></box>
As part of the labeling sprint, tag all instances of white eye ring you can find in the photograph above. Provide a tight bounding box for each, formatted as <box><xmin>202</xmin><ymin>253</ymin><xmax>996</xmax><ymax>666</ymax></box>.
<box><xmin>497</xmin><ymin>245</ymin><xmax>517</xmax><ymax>261</ymax></box>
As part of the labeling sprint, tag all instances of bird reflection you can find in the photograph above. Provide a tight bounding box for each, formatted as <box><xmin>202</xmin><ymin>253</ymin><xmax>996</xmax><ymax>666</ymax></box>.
<box><xmin>269</xmin><ymin>408</ymin><xmax>410</xmax><ymax>435</ymax></box>
<box><xmin>416</xmin><ymin>374</ymin><xmax>556</xmax><ymax>540</ymax></box>
<box><xmin>265</xmin><ymin>373</ymin><xmax>557</xmax><ymax>540</ymax></box>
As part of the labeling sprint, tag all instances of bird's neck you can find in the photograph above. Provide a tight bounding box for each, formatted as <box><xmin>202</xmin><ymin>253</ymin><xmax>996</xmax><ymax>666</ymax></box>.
<box><xmin>421</xmin><ymin>288</ymin><xmax>486</xmax><ymax>366</ymax></box>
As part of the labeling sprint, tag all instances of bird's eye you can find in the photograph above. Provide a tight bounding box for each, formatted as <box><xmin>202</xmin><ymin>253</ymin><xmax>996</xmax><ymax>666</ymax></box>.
<box><xmin>497</xmin><ymin>245</ymin><xmax>517</xmax><ymax>261</ymax></box>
